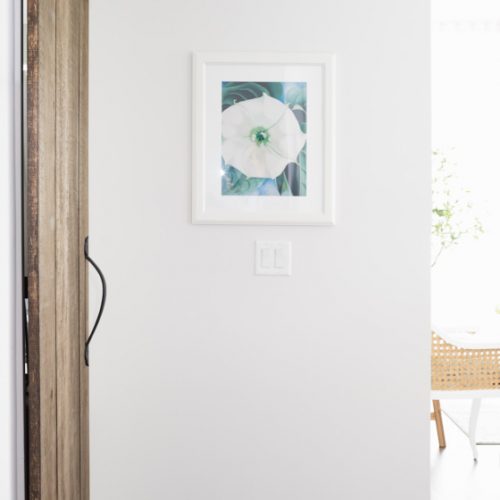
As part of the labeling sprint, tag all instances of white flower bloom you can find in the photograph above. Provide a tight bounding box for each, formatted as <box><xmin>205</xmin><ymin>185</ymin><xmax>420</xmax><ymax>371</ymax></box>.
<box><xmin>221</xmin><ymin>93</ymin><xmax>306</xmax><ymax>179</ymax></box>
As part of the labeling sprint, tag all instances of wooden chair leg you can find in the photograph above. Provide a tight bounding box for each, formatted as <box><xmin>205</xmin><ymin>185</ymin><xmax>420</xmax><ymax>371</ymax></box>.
<box><xmin>432</xmin><ymin>400</ymin><xmax>446</xmax><ymax>449</ymax></box>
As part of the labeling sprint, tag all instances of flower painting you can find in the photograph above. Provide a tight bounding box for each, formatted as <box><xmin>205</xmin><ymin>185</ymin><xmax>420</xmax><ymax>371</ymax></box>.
<box><xmin>221</xmin><ymin>82</ymin><xmax>307</xmax><ymax>196</ymax></box>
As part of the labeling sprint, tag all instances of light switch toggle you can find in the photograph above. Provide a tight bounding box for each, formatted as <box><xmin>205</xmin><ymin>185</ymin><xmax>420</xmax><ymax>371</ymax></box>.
<box><xmin>260</xmin><ymin>247</ymin><xmax>274</xmax><ymax>268</ymax></box>
<box><xmin>255</xmin><ymin>241</ymin><xmax>292</xmax><ymax>276</ymax></box>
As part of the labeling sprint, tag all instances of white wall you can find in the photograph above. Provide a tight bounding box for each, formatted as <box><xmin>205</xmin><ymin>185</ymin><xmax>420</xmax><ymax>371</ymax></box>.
<box><xmin>0</xmin><ymin>0</ymin><xmax>24</xmax><ymax>498</ymax></box>
<box><xmin>89</xmin><ymin>1</ymin><xmax>430</xmax><ymax>499</ymax></box>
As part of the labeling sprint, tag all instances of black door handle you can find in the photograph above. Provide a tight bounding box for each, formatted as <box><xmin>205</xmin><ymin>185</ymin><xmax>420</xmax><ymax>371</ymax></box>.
<box><xmin>84</xmin><ymin>236</ymin><xmax>107</xmax><ymax>366</ymax></box>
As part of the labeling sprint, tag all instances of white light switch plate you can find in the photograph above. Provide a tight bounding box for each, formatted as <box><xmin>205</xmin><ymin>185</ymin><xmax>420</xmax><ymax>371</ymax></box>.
<box><xmin>255</xmin><ymin>241</ymin><xmax>292</xmax><ymax>276</ymax></box>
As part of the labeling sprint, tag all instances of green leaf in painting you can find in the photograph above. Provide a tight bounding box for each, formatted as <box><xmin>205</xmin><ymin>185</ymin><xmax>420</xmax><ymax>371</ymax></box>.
<box><xmin>276</xmin><ymin>172</ymin><xmax>292</xmax><ymax>196</ymax></box>
<box><xmin>230</xmin><ymin>177</ymin><xmax>264</xmax><ymax>195</ymax></box>
<box><xmin>284</xmin><ymin>83</ymin><xmax>307</xmax><ymax>109</ymax></box>
<box><xmin>298</xmin><ymin>148</ymin><xmax>307</xmax><ymax>196</ymax></box>
<box><xmin>222</xmin><ymin>82</ymin><xmax>269</xmax><ymax>110</ymax></box>
<box><xmin>284</xmin><ymin>163</ymin><xmax>300</xmax><ymax>196</ymax></box>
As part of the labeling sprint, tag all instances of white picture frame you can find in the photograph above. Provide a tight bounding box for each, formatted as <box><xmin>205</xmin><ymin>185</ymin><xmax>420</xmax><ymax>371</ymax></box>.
<box><xmin>192</xmin><ymin>52</ymin><xmax>335</xmax><ymax>225</ymax></box>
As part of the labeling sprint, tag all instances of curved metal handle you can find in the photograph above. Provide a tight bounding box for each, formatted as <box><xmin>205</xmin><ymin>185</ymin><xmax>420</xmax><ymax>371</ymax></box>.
<box><xmin>84</xmin><ymin>237</ymin><xmax>107</xmax><ymax>367</ymax></box>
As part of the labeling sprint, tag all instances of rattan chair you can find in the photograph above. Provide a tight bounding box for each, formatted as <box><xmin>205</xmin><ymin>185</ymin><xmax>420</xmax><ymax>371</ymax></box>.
<box><xmin>431</xmin><ymin>331</ymin><xmax>500</xmax><ymax>460</ymax></box>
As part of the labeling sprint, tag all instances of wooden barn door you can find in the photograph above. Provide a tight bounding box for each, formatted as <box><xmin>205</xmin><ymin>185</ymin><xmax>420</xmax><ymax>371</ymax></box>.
<box><xmin>26</xmin><ymin>0</ymin><xmax>89</xmax><ymax>498</ymax></box>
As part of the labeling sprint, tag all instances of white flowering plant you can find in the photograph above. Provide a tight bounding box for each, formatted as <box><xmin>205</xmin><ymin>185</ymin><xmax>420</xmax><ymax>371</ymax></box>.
<box><xmin>432</xmin><ymin>150</ymin><xmax>484</xmax><ymax>267</ymax></box>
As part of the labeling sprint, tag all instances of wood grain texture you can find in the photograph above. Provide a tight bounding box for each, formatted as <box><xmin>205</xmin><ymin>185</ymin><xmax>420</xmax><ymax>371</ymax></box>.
<box><xmin>27</xmin><ymin>0</ymin><xmax>89</xmax><ymax>498</ymax></box>
<box><xmin>26</xmin><ymin>0</ymin><xmax>42</xmax><ymax>496</ymax></box>
<box><xmin>37</xmin><ymin>0</ymin><xmax>58</xmax><ymax>497</ymax></box>
<box><xmin>78</xmin><ymin>1</ymin><xmax>90</xmax><ymax>498</ymax></box>
<box><xmin>56</xmin><ymin>0</ymin><xmax>81</xmax><ymax>496</ymax></box>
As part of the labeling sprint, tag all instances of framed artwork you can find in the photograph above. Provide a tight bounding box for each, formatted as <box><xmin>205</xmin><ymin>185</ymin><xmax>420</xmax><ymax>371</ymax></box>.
<box><xmin>192</xmin><ymin>52</ymin><xmax>335</xmax><ymax>225</ymax></box>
